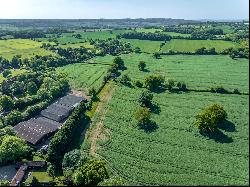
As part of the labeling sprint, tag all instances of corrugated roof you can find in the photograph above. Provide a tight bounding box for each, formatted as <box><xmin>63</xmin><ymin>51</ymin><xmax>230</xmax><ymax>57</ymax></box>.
<box><xmin>14</xmin><ymin>117</ymin><xmax>61</xmax><ymax>145</ymax></box>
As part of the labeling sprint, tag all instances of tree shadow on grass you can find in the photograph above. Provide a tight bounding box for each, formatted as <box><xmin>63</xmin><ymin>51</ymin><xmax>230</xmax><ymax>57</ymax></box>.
<box><xmin>217</xmin><ymin>120</ymin><xmax>236</xmax><ymax>132</ymax></box>
<box><xmin>149</xmin><ymin>103</ymin><xmax>161</xmax><ymax>115</ymax></box>
<box><xmin>151</xmin><ymin>88</ymin><xmax>166</xmax><ymax>94</ymax></box>
<box><xmin>138</xmin><ymin>121</ymin><xmax>158</xmax><ymax>133</ymax></box>
<box><xmin>200</xmin><ymin>129</ymin><xmax>233</xmax><ymax>143</ymax></box>
<box><xmin>142</xmin><ymin>69</ymin><xmax>150</xmax><ymax>73</ymax></box>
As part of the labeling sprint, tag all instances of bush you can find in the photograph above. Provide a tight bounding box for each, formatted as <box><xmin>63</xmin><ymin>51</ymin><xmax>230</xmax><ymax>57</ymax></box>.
<box><xmin>62</xmin><ymin>149</ymin><xmax>82</xmax><ymax>177</ymax></box>
<box><xmin>2</xmin><ymin>69</ymin><xmax>12</xmax><ymax>78</ymax></box>
<box><xmin>176</xmin><ymin>81</ymin><xmax>187</xmax><ymax>91</ymax></box>
<box><xmin>0</xmin><ymin>95</ymin><xmax>14</xmax><ymax>112</ymax></box>
<box><xmin>138</xmin><ymin>90</ymin><xmax>153</xmax><ymax>108</ymax></box>
<box><xmin>98</xmin><ymin>177</ymin><xmax>126</xmax><ymax>186</ymax></box>
<box><xmin>3</xmin><ymin>110</ymin><xmax>23</xmax><ymax>126</ymax></box>
<box><xmin>233</xmin><ymin>88</ymin><xmax>241</xmax><ymax>94</ymax></box>
<box><xmin>26</xmin><ymin>81</ymin><xmax>38</xmax><ymax>95</ymax></box>
<box><xmin>73</xmin><ymin>160</ymin><xmax>109</xmax><ymax>186</ymax></box>
<box><xmin>210</xmin><ymin>86</ymin><xmax>229</xmax><ymax>94</ymax></box>
<box><xmin>166</xmin><ymin>79</ymin><xmax>175</xmax><ymax>91</ymax></box>
<box><xmin>195</xmin><ymin>104</ymin><xmax>227</xmax><ymax>132</ymax></box>
<box><xmin>118</xmin><ymin>74</ymin><xmax>131</xmax><ymax>86</ymax></box>
<box><xmin>138</xmin><ymin>61</ymin><xmax>146</xmax><ymax>71</ymax></box>
<box><xmin>133</xmin><ymin>80</ymin><xmax>143</xmax><ymax>88</ymax></box>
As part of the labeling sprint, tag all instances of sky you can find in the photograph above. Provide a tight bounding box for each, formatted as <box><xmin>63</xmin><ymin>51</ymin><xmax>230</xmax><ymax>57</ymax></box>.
<box><xmin>0</xmin><ymin>0</ymin><xmax>248</xmax><ymax>20</ymax></box>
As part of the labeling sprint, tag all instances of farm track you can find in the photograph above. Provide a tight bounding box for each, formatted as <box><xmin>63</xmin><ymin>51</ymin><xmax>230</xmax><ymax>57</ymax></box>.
<box><xmin>89</xmin><ymin>83</ymin><xmax>115</xmax><ymax>156</ymax></box>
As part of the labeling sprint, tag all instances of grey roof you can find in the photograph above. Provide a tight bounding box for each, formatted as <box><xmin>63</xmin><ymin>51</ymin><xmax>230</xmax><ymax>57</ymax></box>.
<box><xmin>14</xmin><ymin>117</ymin><xmax>61</xmax><ymax>145</ymax></box>
<box><xmin>57</xmin><ymin>95</ymin><xmax>85</xmax><ymax>107</ymax></box>
<box><xmin>40</xmin><ymin>95</ymin><xmax>84</xmax><ymax>122</ymax></box>
<box><xmin>40</xmin><ymin>103</ymin><xmax>72</xmax><ymax>122</ymax></box>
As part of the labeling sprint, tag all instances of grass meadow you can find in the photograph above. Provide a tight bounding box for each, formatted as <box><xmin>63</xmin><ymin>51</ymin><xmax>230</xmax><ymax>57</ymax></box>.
<box><xmin>85</xmin><ymin>53</ymin><xmax>249</xmax><ymax>185</ymax></box>
<box><xmin>160</xmin><ymin>39</ymin><xmax>238</xmax><ymax>53</ymax></box>
<box><xmin>93</xmin><ymin>84</ymin><xmax>248</xmax><ymax>185</ymax></box>
<box><xmin>0</xmin><ymin>39</ymin><xmax>56</xmax><ymax>59</ymax></box>
<box><xmin>92</xmin><ymin>54</ymin><xmax>249</xmax><ymax>93</ymax></box>
<box><xmin>56</xmin><ymin>63</ymin><xmax>110</xmax><ymax>93</ymax></box>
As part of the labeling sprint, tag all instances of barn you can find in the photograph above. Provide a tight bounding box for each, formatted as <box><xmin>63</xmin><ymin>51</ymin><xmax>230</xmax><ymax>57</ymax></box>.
<box><xmin>13</xmin><ymin>117</ymin><xmax>62</xmax><ymax>145</ymax></box>
<box><xmin>40</xmin><ymin>95</ymin><xmax>85</xmax><ymax>122</ymax></box>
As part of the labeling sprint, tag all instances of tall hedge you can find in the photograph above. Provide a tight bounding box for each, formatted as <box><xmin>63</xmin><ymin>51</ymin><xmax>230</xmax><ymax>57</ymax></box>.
<box><xmin>47</xmin><ymin>102</ymin><xmax>89</xmax><ymax>169</ymax></box>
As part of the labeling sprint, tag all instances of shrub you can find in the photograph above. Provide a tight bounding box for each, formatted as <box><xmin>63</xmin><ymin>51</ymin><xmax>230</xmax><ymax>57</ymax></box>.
<box><xmin>138</xmin><ymin>61</ymin><xmax>146</xmax><ymax>71</ymax></box>
<box><xmin>47</xmin><ymin>163</ymin><xmax>56</xmax><ymax>177</ymax></box>
<box><xmin>26</xmin><ymin>81</ymin><xmax>38</xmax><ymax>95</ymax></box>
<box><xmin>233</xmin><ymin>88</ymin><xmax>240</xmax><ymax>94</ymax></box>
<box><xmin>73</xmin><ymin>160</ymin><xmax>109</xmax><ymax>186</ymax></box>
<box><xmin>166</xmin><ymin>79</ymin><xmax>175</xmax><ymax>91</ymax></box>
<box><xmin>2</xmin><ymin>69</ymin><xmax>12</xmax><ymax>78</ymax></box>
<box><xmin>133</xmin><ymin>80</ymin><xmax>143</xmax><ymax>88</ymax></box>
<box><xmin>118</xmin><ymin>74</ymin><xmax>131</xmax><ymax>86</ymax></box>
<box><xmin>98</xmin><ymin>177</ymin><xmax>126</xmax><ymax>186</ymax></box>
<box><xmin>195</xmin><ymin>104</ymin><xmax>227</xmax><ymax>132</ymax></box>
<box><xmin>138</xmin><ymin>90</ymin><xmax>153</xmax><ymax>108</ymax></box>
<box><xmin>0</xmin><ymin>95</ymin><xmax>14</xmax><ymax>112</ymax></box>
<box><xmin>176</xmin><ymin>81</ymin><xmax>187</xmax><ymax>91</ymax></box>
<box><xmin>3</xmin><ymin>110</ymin><xmax>23</xmax><ymax>126</ymax></box>
<box><xmin>153</xmin><ymin>52</ymin><xmax>161</xmax><ymax>59</ymax></box>
<box><xmin>210</xmin><ymin>86</ymin><xmax>228</xmax><ymax>94</ymax></box>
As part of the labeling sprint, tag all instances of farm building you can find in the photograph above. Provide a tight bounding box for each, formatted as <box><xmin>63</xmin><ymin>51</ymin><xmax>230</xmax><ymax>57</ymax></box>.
<box><xmin>14</xmin><ymin>95</ymin><xmax>85</xmax><ymax>145</ymax></box>
<box><xmin>14</xmin><ymin>117</ymin><xmax>61</xmax><ymax>145</ymax></box>
<box><xmin>40</xmin><ymin>95</ymin><xmax>85</xmax><ymax>122</ymax></box>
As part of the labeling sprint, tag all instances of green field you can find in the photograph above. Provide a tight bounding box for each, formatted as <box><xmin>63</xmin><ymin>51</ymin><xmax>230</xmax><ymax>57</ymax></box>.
<box><xmin>85</xmin><ymin>53</ymin><xmax>249</xmax><ymax>185</ymax></box>
<box><xmin>135</xmin><ymin>28</ymin><xmax>163</xmax><ymax>33</ymax></box>
<box><xmin>56</xmin><ymin>63</ymin><xmax>110</xmax><ymax>93</ymax></box>
<box><xmin>37</xmin><ymin>30</ymin><xmax>128</xmax><ymax>45</ymax></box>
<box><xmin>121</xmin><ymin>39</ymin><xmax>161</xmax><ymax>53</ymax></box>
<box><xmin>0</xmin><ymin>39</ymin><xmax>56</xmax><ymax>60</ymax></box>
<box><xmin>92</xmin><ymin>54</ymin><xmax>249</xmax><ymax>93</ymax></box>
<box><xmin>162</xmin><ymin>32</ymin><xmax>191</xmax><ymax>37</ymax></box>
<box><xmin>160</xmin><ymin>39</ymin><xmax>238</xmax><ymax>53</ymax></box>
<box><xmin>93</xmin><ymin>85</ymin><xmax>248</xmax><ymax>185</ymax></box>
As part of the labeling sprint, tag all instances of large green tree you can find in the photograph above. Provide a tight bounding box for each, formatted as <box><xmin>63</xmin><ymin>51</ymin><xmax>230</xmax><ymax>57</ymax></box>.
<box><xmin>144</xmin><ymin>75</ymin><xmax>165</xmax><ymax>91</ymax></box>
<box><xmin>0</xmin><ymin>136</ymin><xmax>31</xmax><ymax>165</ymax></box>
<box><xmin>73</xmin><ymin>160</ymin><xmax>109</xmax><ymax>186</ymax></box>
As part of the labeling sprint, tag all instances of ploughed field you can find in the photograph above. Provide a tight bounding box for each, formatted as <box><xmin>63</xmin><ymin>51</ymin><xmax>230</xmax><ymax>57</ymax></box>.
<box><xmin>86</xmin><ymin>53</ymin><xmax>249</xmax><ymax>185</ymax></box>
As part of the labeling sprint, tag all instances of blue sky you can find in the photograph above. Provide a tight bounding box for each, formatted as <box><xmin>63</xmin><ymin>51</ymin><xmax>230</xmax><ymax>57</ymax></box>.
<box><xmin>0</xmin><ymin>0</ymin><xmax>248</xmax><ymax>19</ymax></box>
